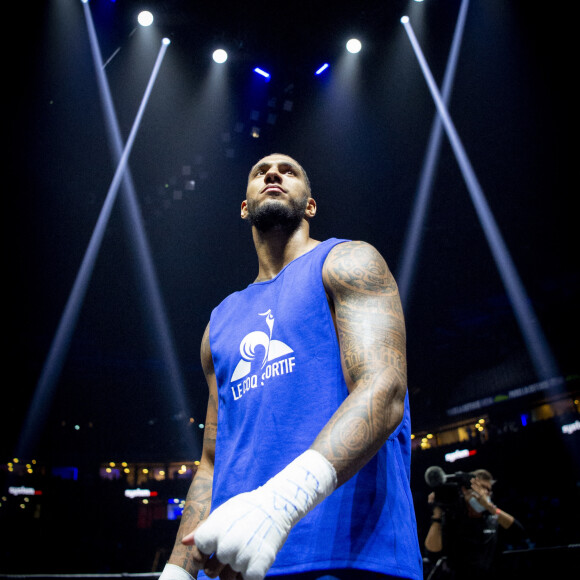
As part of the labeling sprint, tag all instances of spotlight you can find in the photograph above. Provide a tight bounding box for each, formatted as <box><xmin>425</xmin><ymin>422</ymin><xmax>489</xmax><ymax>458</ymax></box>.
<box><xmin>401</xmin><ymin>16</ymin><xmax>410</xmax><ymax>24</ymax></box>
<box><xmin>137</xmin><ymin>11</ymin><xmax>154</xmax><ymax>27</ymax></box>
<box><xmin>315</xmin><ymin>63</ymin><xmax>329</xmax><ymax>75</ymax></box>
<box><xmin>162</xmin><ymin>37</ymin><xmax>171</xmax><ymax>45</ymax></box>
<box><xmin>254</xmin><ymin>67</ymin><xmax>271</xmax><ymax>80</ymax></box>
<box><xmin>213</xmin><ymin>49</ymin><xmax>228</xmax><ymax>64</ymax></box>
<box><xmin>346</xmin><ymin>38</ymin><xmax>362</xmax><ymax>54</ymax></box>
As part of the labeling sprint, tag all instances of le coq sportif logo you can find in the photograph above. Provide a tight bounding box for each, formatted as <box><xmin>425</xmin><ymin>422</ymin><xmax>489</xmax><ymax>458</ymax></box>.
<box><xmin>229</xmin><ymin>310</ymin><xmax>296</xmax><ymax>401</ymax></box>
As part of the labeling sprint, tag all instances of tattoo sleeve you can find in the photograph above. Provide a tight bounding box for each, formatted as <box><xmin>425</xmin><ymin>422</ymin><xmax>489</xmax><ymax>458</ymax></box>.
<box><xmin>167</xmin><ymin>324</ymin><xmax>218</xmax><ymax>574</ymax></box>
<box><xmin>312</xmin><ymin>241</ymin><xmax>407</xmax><ymax>486</ymax></box>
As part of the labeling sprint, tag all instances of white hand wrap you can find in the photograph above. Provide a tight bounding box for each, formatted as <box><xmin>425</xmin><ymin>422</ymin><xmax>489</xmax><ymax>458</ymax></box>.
<box><xmin>158</xmin><ymin>563</ymin><xmax>194</xmax><ymax>580</ymax></box>
<box><xmin>193</xmin><ymin>449</ymin><xmax>337</xmax><ymax>580</ymax></box>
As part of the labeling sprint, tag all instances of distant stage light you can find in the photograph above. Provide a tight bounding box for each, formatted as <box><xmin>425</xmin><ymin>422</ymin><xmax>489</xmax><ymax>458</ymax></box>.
<box><xmin>254</xmin><ymin>67</ymin><xmax>271</xmax><ymax>80</ymax></box>
<box><xmin>401</xmin><ymin>16</ymin><xmax>410</xmax><ymax>24</ymax></box>
<box><xmin>346</xmin><ymin>38</ymin><xmax>362</xmax><ymax>53</ymax></box>
<box><xmin>162</xmin><ymin>37</ymin><xmax>171</xmax><ymax>45</ymax></box>
<box><xmin>137</xmin><ymin>11</ymin><xmax>154</xmax><ymax>27</ymax></box>
<box><xmin>315</xmin><ymin>63</ymin><xmax>329</xmax><ymax>75</ymax></box>
<box><xmin>213</xmin><ymin>49</ymin><xmax>228</xmax><ymax>63</ymax></box>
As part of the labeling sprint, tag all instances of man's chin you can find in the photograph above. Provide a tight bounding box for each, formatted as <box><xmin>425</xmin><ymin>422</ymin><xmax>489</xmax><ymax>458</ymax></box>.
<box><xmin>247</xmin><ymin>205</ymin><xmax>304</xmax><ymax>233</ymax></box>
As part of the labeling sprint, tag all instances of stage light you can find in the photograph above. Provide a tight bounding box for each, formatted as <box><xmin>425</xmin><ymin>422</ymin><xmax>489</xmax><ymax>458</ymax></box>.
<box><xmin>254</xmin><ymin>67</ymin><xmax>271</xmax><ymax>80</ymax></box>
<box><xmin>346</xmin><ymin>38</ymin><xmax>362</xmax><ymax>53</ymax></box>
<box><xmin>162</xmin><ymin>37</ymin><xmax>171</xmax><ymax>45</ymax></box>
<box><xmin>213</xmin><ymin>49</ymin><xmax>228</xmax><ymax>63</ymax></box>
<box><xmin>315</xmin><ymin>63</ymin><xmax>329</xmax><ymax>75</ymax></box>
<box><xmin>137</xmin><ymin>11</ymin><xmax>153</xmax><ymax>27</ymax></box>
<box><xmin>401</xmin><ymin>16</ymin><xmax>409</xmax><ymax>24</ymax></box>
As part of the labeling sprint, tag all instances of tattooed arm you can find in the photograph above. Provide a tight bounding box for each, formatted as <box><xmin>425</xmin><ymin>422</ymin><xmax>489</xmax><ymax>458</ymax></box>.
<box><xmin>313</xmin><ymin>240</ymin><xmax>407</xmax><ymax>486</ymax></box>
<box><xmin>166</xmin><ymin>323</ymin><xmax>218</xmax><ymax>577</ymax></box>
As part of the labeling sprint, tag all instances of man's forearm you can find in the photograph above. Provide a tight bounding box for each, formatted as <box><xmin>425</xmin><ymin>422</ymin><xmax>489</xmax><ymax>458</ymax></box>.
<box><xmin>497</xmin><ymin>508</ymin><xmax>515</xmax><ymax>529</ymax></box>
<box><xmin>310</xmin><ymin>366</ymin><xmax>406</xmax><ymax>487</ymax></box>
<box><xmin>168</xmin><ymin>467</ymin><xmax>213</xmax><ymax>573</ymax></box>
<box><xmin>486</xmin><ymin>503</ymin><xmax>515</xmax><ymax>529</ymax></box>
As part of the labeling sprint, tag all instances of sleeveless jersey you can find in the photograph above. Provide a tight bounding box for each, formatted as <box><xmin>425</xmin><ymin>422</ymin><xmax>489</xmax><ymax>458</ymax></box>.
<box><xmin>205</xmin><ymin>238</ymin><xmax>422</xmax><ymax>579</ymax></box>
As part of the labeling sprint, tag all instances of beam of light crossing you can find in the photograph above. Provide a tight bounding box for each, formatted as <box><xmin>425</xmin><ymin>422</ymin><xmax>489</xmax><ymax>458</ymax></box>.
<box><xmin>80</xmin><ymin>4</ymin><xmax>197</xmax><ymax>457</ymax></box>
<box><xmin>397</xmin><ymin>0</ymin><xmax>470</xmax><ymax>310</ymax></box>
<box><xmin>401</xmin><ymin>16</ymin><xmax>560</xmax><ymax>383</ymax></box>
<box><xmin>16</xmin><ymin>19</ymin><xmax>169</xmax><ymax>459</ymax></box>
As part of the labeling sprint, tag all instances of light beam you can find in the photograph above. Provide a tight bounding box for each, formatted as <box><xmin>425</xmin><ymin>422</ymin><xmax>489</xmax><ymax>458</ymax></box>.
<box><xmin>401</xmin><ymin>16</ymin><xmax>560</xmax><ymax>383</ymax></box>
<box><xmin>80</xmin><ymin>6</ymin><xmax>195</xmax><ymax>460</ymax></box>
<box><xmin>397</xmin><ymin>0</ymin><xmax>470</xmax><ymax>309</ymax></box>
<box><xmin>16</xmin><ymin>11</ymin><xmax>170</xmax><ymax>459</ymax></box>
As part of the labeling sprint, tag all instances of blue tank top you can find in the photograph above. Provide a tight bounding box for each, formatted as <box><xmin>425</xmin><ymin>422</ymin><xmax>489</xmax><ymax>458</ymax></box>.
<box><xmin>206</xmin><ymin>238</ymin><xmax>422</xmax><ymax>579</ymax></box>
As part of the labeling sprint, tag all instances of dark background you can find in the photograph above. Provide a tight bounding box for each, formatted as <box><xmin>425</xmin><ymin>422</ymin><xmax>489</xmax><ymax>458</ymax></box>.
<box><xmin>2</xmin><ymin>0</ymin><xmax>578</xmax><ymax>573</ymax></box>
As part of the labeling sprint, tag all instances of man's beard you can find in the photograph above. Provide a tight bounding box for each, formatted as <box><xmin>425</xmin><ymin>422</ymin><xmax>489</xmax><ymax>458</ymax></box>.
<box><xmin>246</xmin><ymin>196</ymin><xmax>308</xmax><ymax>233</ymax></box>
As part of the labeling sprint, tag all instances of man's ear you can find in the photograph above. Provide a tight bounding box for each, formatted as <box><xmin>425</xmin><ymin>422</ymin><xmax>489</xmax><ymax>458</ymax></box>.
<box><xmin>305</xmin><ymin>197</ymin><xmax>317</xmax><ymax>219</ymax></box>
<box><xmin>241</xmin><ymin>200</ymin><xmax>248</xmax><ymax>220</ymax></box>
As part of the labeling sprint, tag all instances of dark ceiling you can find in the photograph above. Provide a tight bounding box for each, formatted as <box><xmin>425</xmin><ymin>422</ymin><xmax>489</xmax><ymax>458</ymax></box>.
<box><xmin>5</xmin><ymin>0</ymin><xmax>577</xmax><ymax>464</ymax></box>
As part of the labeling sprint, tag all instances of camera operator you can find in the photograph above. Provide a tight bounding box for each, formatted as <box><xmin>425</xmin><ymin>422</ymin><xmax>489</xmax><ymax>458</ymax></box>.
<box><xmin>424</xmin><ymin>468</ymin><xmax>521</xmax><ymax>579</ymax></box>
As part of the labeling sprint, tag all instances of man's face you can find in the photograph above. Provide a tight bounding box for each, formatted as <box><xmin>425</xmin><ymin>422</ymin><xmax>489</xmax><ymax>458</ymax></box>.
<box><xmin>242</xmin><ymin>154</ymin><xmax>312</xmax><ymax>232</ymax></box>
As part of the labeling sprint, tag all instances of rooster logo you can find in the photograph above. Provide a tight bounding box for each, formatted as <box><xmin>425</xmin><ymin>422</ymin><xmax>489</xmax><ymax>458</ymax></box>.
<box><xmin>230</xmin><ymin>310</ymin><xmax>294</xmax><ymax>382</ymax></box>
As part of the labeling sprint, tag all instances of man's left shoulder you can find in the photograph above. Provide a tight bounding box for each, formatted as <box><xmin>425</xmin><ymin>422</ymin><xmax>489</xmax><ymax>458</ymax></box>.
<box><xmin>322</xmin><ymin>240</ymin><xmax>394</xmax><ymax>296</ymax></box>
<box><xmin>324</xmin><ymin>240</ymin><xmax>387</xmax><ymax>269</ymax></box>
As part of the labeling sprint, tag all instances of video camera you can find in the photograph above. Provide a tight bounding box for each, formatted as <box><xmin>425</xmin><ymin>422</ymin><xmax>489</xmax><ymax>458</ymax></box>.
<box><xmin>424</xmin><ymin>465</ymin><xmax>475</xmax><ymax>508</ymax></box>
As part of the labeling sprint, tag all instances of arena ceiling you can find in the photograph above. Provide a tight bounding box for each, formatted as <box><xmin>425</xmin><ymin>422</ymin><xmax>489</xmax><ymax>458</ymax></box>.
<box><xmin>5</xmin><ymin>0</ymin><xmax>577</xmax><ymax>462</ymax></box>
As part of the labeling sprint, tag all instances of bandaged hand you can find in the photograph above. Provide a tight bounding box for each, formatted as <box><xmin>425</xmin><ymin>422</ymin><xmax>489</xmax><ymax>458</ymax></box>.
<box><xmin>191</xmin><ymin>450</ymin><xmax>337</xmax><ymax>580</ymax></box>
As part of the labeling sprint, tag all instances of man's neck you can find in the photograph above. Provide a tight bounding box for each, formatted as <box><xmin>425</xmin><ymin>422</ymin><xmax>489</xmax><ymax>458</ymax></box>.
<box><xmin>252</xmin><ymin>223</ymin><xmax>319</xmax><ymax>282</ymax></box>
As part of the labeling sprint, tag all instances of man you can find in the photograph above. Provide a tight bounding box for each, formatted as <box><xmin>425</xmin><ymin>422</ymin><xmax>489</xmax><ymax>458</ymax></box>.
<box><xmin>424</xmin><ymin>469</ymin><xmax>521</xmax><ymax>579</ymax></box>
<box><xmin>159</xmin><ymin>153</ymin><xmax>422</xmax><ymax>580</ymax></box>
